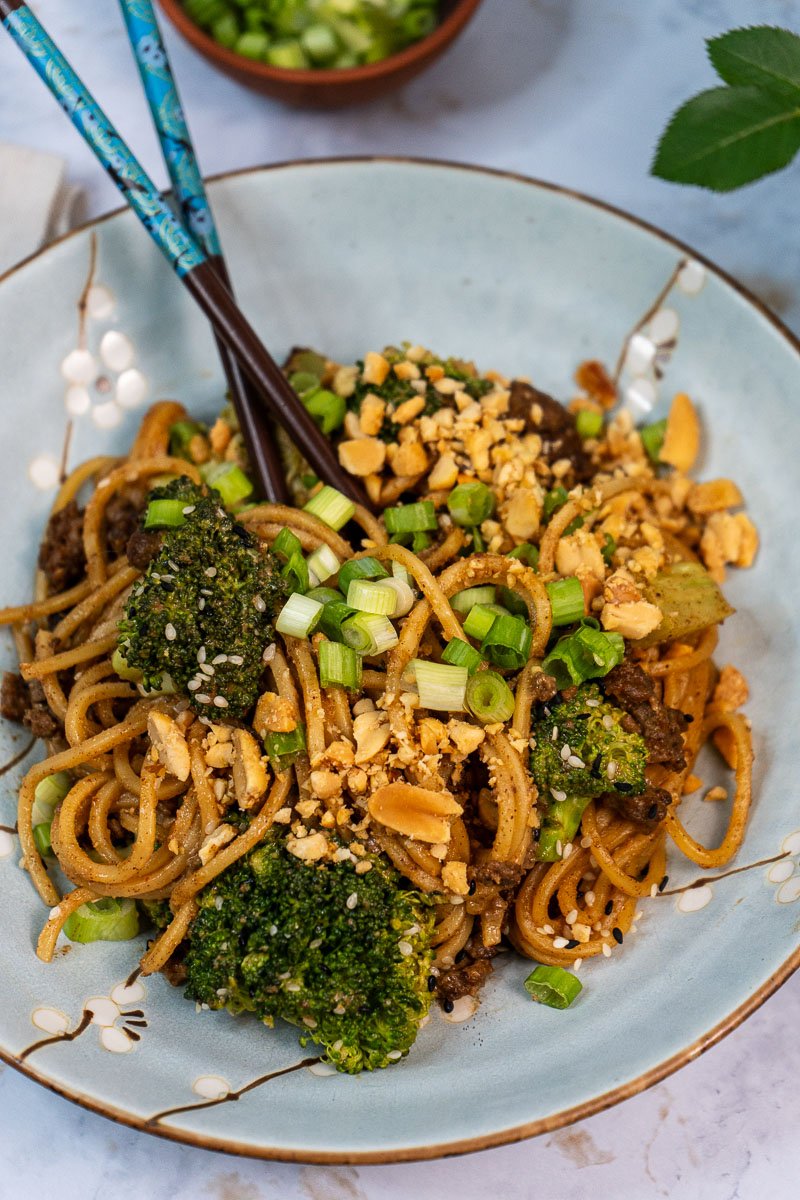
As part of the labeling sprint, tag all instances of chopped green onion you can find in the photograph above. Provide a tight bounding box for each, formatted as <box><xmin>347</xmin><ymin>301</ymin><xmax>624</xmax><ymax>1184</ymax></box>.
<box><xmin>451</xmin><ymin>585</ymin><xmax>496</xmax><ymax>615</ymax></box>
<box><xmin>498</xmin><ymin>585</ymin><xmax>528</xmax><ymax>617</ymax></box>
<box><xmin>64</xmin><ymin>897</ymin><xmax>140</xmax><ymax>944</ymax></box>
<box><xmin>465</xmin><ymin>671</ymin><xmax>515</xmax><ymax>723</ymax></box>
<box><xmin>338</xmin><ymin>557</ymin><xmax>389</xmax><ymax>593</ymax></box>
<box><xmin>143</xmin><ymin>498</ymin><xmax>187</xmax><ymax>530</ymax></box>
<box><xmin>546</xmin><ymin>577</ymin><xmax>586</xmax><ymax>626</ymax></box>
<box><xmin>383</xmin><ymin>500</ymin><xmax>438</xmax><ymax>536</ymax></box>
<box><xmin>411</xmin><ymin>531</ymin><xmax>432</xmax><ymax>553</ymax></box>
<box><xmin>306</xmin><ymin>586</ymin><xmax>343</xmax><ymax>606</ymax></box>
<box><xmin>563</xmin><ymin>515</ymin><xmax>585</xmax><ymax>537</ymax></box>
<box><xmin>304</xmin><ymin>486</ymin><xmax>356</xmax><ymax>531</ymax></box>
<box><xmin>236</xmin><ymin>29</ymin><xmax>270</xmax><ymax>58</ymax></box>
<box><xmin>441</xmin><ymin>638</ymin><xmax>484</xmax><ymax>674</ymax></box>
<box><xmin>346</xmin><ymin>578</ymin><xmax>398</xmax><ymax>616</ymax></box>
<box><xmin>342</xmin><ymin>613</ymin><xmax>398</xmax><ymax>656</ymax></box>
<box><xmin>272</xmin><ymin>526</ymin><xmax>302</xmax><ymax>561</ymax></box>
<box><xmin>382</xmin><ymin>577</ymin><xmax>415</xmax><ymax>617</ymax></box>
<box><xmin>601</xmin><ymin>533</ymin><xmax>616</xmax><ymax>564</ymax></box>
<box><xmin>168</xmin><ymin>418</ymin><xmax>206</xmax><ymax>459</ymax></box>
<box><xmin>266</xmin><ymin>39</ymin><xmax>310</xmax><ymax>69</ymax></box>
<box><xmin>202</xmin><ymin>462</ymin><xmax>254</xmax><ymax>509</ymax></box>
<box><xmin>319</xmin><ymin>641</ymin><xmax>362</xmax><ymax>690</ymax></box>
<box><xmin>319</xmin><ymin>600</ymin><xmax>357</xmax><ymax>642</ymax></box>
<box><xmin>470</xmin><ymin>526</ymin><xmax>486</xmax><ymax>553</ymax></box>
<box><xmin>575</xmin><ymin>408</ymin><xmax>604</xmax><ymax>439</ymax></box>
<box><xmin>289</xmin><ymin>370</ymin><xmax>321</xmax><ymax>396</ymax></box>
<box><xmin>412</xmin><ymin>661</ymin><xmax>468</xmax><ymax>712</ymax></box>
<box><xmin>508</xmin><ymin>542</ymin><xmax>540</xmax><ymax>568</ymax></box>
<box><xmin>446</xmin><ymin>481</ymin><xmax>495</xmax><ymax>527</ymax></box>
<box><xmin>303</xmin><ymin>387</ymin><xmax>346</xmax><ymax>436</ymax></box>
<box><xmin>542</xmin><ymin>620</ymin><xmax>625</xmax><ymax>688</ymax></box>
<box><xmin>264</xmin><ymin>724</ymin><xmax>307</xmax><ymax>772</ymax></box>
<box><xmin>537</xmin><ymin>795</ymin><xmax>592</xmax><ymax>862</ymax></box>
<box><xmin>287</xmin><ymin>350</ymin><xmax>327</xmax><ymax>379</ymax></box>
<box><xmin>33</xmin><ymin>771</ymin><xmax>72</xmax><ymax>814</ymax></box>
<box><xmin>301</xmin><ymin>21</ymin><xmax>339</xmax><ymax>62</ymax></box>
<box><xmin>112</xmin><ymin>647</ymin><xmax>142</xmax><ymax>683</ymax></box>
<box><xmin>543</xmin><ymin>485</ymin><xmax>569</xmax><ymax>522</ymax></box>
<box><xmin>306</xmin><ymin>543</ymin><xmax>340</xmax><ymax>584</ymax></box>
<box><xmin>392</xmin><ymin>561</ymin><xmax>414</xmax><ymax>587</ymax></box>
<box><xmin>463</xmin><ymin>603</ymin><xmax>506</xmax><ymax>641</ymax></box>
<box><xmin>275</xmin><ymin>592</ymin><xmax>323</xmax><ymax>638</ymax></box>
<box><xmin>282</xmin><ymin>550</ymin><xmax>310</xmax><ymax>596</ymax></box>
<box><xmin>524</xmin><ymin>964</ymin><xmax>583</xmax><ymax>1009</ymax></box>
<box><xmin>481</xmin><ymin>614</ymin><xmax>533</xmax><ymax>670</ymax></box>
<box><xmin>33</xmin><ymin>821</ymin><xmax>53</xmax><ymax>857</ymax></box>
<box><xmin>640</xmin><ymin>417</ymin><xmax>667</xmax><ymax>464</ymax></box>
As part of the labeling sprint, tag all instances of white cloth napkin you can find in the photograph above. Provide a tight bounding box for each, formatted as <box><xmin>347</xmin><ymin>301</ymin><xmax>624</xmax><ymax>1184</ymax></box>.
<box><xmin>0</xmin><ymin>142</ymin><xmax>83</xmax><ymax>276</ymax></box>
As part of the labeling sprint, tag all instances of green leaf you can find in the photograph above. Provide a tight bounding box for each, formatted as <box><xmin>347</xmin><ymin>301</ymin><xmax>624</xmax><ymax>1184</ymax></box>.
<box><xmin>709</xmin><ymin>25</ymin><xmax>800</xmax><ymax>100</ymax></box>
<box><xmin>651</xmin><ymin>85</ymin><xmax>800</xmax><ymax>191</ymax></box>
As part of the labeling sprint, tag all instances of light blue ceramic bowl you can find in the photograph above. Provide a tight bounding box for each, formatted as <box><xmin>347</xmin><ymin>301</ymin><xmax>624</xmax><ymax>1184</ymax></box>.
<box><xmin>1</xmin><ymin>159</ymin><xmax>797</xmax><ymax>1162</ymax></box>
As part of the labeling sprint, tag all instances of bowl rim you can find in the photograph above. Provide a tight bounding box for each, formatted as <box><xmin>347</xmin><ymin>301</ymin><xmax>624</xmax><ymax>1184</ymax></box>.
<box><xmin>156</xmin><ymin>0</ymin><xmax>484</xmax><ymax>86</ymax></box>
<box><xmin>1</xmin><ymin>155</ymin><xmax>799</xmax><ymax>1164</ymax></box>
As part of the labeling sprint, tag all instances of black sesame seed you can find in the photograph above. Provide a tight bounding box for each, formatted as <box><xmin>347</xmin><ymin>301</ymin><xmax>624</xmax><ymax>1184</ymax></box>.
<box><xmin>532</xmin><ymin>828</ymin><xmax>541</xmax><ymax>843</ymax></box>
<box><xmin>612</xmin><ymin>927</ymin><xmax>623</xmax><ymax>944</ymax></box>
<box><xmin>565</xmin><ymin>939</ymin><xmax>579</xmax><ymax>950</ymax></box>
<box><xmin>468</xmin><ymin>879</ymin><xmax>477</xmax><ymax>895</ymax></box>
<box><xmin>442</xmin><ymin>998</ymin><xmax>455</xmax><ymax>1013</ymax></box>
<box><xmin>455</xmin><ymin>949</ymin><xmax>466</xmax><ymax>964</ymax></box>
<box><xmin>658</xmin><ymin>875</ymin><xmax>669</xmax><ymax>893</ymax></box>
<box><xmin>604</xmin><ymin>900</ymin><xmax>613</xmax><ymax>915</ymax></box>
<box><xmin>647</xmin><ymin>803</ymin><xmax>658</xmax><ymax>820</ymax></box>
<box><xmin>427</xmin><ymin>975</ymin><xmax>436</xmax><ymax>992</ymax></box>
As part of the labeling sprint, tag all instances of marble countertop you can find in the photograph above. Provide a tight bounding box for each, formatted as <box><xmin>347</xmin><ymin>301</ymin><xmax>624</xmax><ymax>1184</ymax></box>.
<box><xmin>1</xmin><ymin>0</ymin><xmax>798</xmax><ymax>1195</ymax></box>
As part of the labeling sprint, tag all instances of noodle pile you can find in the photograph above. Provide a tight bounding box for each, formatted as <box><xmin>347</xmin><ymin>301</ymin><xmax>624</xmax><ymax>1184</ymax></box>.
<box><xmin>0</xmin><ymin>347</ymin><xmax>756</xmax><ymax>1007</ymax></box>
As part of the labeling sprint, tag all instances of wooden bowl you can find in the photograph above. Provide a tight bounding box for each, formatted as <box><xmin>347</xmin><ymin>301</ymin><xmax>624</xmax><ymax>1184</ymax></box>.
<box><xmin>157</xmin><ymin>0</ymin><xmax>484</xmax><ymax>108</ymax></box>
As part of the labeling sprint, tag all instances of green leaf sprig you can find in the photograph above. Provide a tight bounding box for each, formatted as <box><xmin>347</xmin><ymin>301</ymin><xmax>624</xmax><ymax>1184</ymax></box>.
<box><xmin>652</xmin><ymin>26</ymin><xmax>800</xmax><ymax>192</ymax></box>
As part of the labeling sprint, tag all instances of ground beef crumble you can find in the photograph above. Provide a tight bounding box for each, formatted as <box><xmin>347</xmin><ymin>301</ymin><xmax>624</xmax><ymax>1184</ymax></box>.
<box><xmin>508</xmin><ymin>381</ymin><xmax>594</xmax><ymax>482</ymax></box>
<box><xmin>38</xmin><ymin>500</ymin><xmax>85</xmax><ymax>591</ymax></box>
<box><xmin>1</xmin><ymin>671</ymin><xmax>59</xmax><ymax>739</ymax></box>
<box><xmin>601</xmin><ymin>660</ymin><xmax>689</xmax><ymax>773</ymax></box>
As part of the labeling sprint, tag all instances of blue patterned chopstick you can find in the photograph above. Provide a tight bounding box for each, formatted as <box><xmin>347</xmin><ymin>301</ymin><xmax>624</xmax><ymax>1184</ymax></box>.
<box><xmin>117</xmin><ymin>0</ymin><xmax>221</xmax><ymax>259</ymax></box>
<box><xmin>117</xmin><ymin>0</ymin><xmax>288</xmax><ymax>502</ymax></box>
<box><xmin>1</xmin><ymin>0</ymin><xmax>205</xmax><ymax>276</ymax></box>
<box><xmin>0</xmin><ymin>1</ymin><xmax>367</xmax><ymax>505</ymax></box>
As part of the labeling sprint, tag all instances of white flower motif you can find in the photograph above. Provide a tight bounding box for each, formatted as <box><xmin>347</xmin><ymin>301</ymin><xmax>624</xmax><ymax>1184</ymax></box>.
<box><xmin>27</xmin><ymin>978</ymin><xmax>148</xmax><ymax>1058</ymax></box>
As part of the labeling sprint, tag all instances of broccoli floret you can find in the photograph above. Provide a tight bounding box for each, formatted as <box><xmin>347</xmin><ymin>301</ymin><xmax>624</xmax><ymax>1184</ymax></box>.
<box><xmin>531</xmin><ymin>684</ymin><xmax>648</xmax><ymax>859</ymax></box>
<box><xmin>137</xmin><ymin>898</ymin><xmax>172</xmax><ymax>931</ymax></box>
<box><xmin>183</xmin><ymin>838</ymin><xmax>435</xmax><ymax>1073</ymax></box>
<box><xmin>119</xmin><ymin>478</ymin><xmax>286</xmax><ymax>718</ymax></box>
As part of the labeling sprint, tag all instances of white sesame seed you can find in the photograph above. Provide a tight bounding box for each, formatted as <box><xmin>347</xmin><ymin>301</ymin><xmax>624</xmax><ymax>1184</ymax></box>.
<box><xmin>606</xmin><ymin>761</ymin><xmax>618</xmax><ymax>780</ymax></box>
<box><xmin>188</xmin><ymin>680</ymin><xmax>201</xmax><ymax>692</ymax></box>
<box><xmin>560</xmin><ymin>744</ymin><xmax>571</xmax><ymax>761</ymax></box>
<box><xmin>262</xmin><ymin>644</ymin><xmax>276</xmax><ymax>663</ymax></box>
<box><xmin>552</xmin><ymin>936</ymin><xmax>569</xmax><ymax>949</ymax></box>
<box><xmin>212</xmin><ymin>654</ymin><xmax>228</xmax><ymax>665</ymax></box>
<box><xmin>165</xmin><ymin>623</ymin><xmax>177</xmax><ymax>641</ymax></box>
<box><xmin>254</xmin><ymin>595</ymin><xmax>266</xmax><ymax>612</ymax></box>
<box><xmin>309</xmin><ymin>938</ymin><xmax>322</xmax><ymax>949</ymax></box>
<box><xmin>387</xmin><ymin>1050</ymin><xmax>402</xmax><ymax>1061</ymax></box>
<box><xmin>567</xmin><ymin>754</ymin><xmax>585</xmax><ymax>769</ymax></box>
<box><xmin>205</xmin><ymin>567</ymin><xmax>217</xmax><ymax>578</ymax></box>
<box><xmin>182</xmin><ymin>505</ymin><xmax>195</xmax><ymax>515</ymax></box>
<box><xmin>168</xmin><ymin>560</ymin><xmax>179</xmax><ymax>572</ymax></box>
<box><xmin>213</xmin><ymin>696</ymin><xmax>229</xmax><ymax>709</ymax></box>
<box><xmin>198</xmin><ymin>599</ymin><xmax>205</xmax><ymax>610</ymax></box>
<box><xmin>580</xmin><ymin>836</ymin><xmax>592</xmax><ymax>849</ymax></box>
<box><xmin>565</xmin><ymin>909</ymin><xmax>578</xmax><ymax>925</ymax></box>
<box><xmin>197</xmin><ymin>646</ymin><xmax>206</xmax><ymax>664</ymax></box>
<box><xmin>346</xmin><ymin>892</ymin><xmax>358</xmax><ymax>910</ymax></box>
<box><xmin>586</xmin><ymin>699</ymin><xmax>600</xmax><ymax>708</ymax></box>
<box><xmin>228</xmin><ymin>654</ymin><xmax>244</xmax><ymax>665</ymax></box>
<box><xmin>195</xmin><ymin>694</ymin><xmax>211</xmax><ymax>705</ymax></box>
<box><xmin>556</xmin><ymin>840</ymin><xmax>563</xmax><ymax>857</ymax></box>
<box><xmin>551</xmin><ymin>787</ymin><xmax>567</xmax><ymax>802</ymax></box>
<box><xmin>563</xmin><ymin>842</ymin><xmax>573</xmax><ymax>859</ymax></box>
<box><xmin>200</xmin><ymin>663</ymin><xmax>214</xmax><ymax>676</ymax></box>
<box><xmin>602</xmin><ymin>714</ymin><xmax>614</xmax><ymax>730</ymax></box>
<box><xmin>651</xmin><ymin>884</ymin><xmax>659</xmax><ymax>898</ymax></box>
<box><xmin>585</xmin><ymin>891</ymin><xmax>596</xmax><ymax>906</ymax></box>
<box><xmin>602</xmin><ymin>943</ymin><xmax>612</xmax><ymax>957</ymax></box>
<box><xmin>543</xmin><ymin>924</ymin><xmax>555</xmax><ymax>936</ymax></box>
<box><xmin>397</xmin><ymin>941</ymin><xmax>413</xmax><ymax>956</ymax></box>
<box><xmin>285</xmin><ymin>982</ymin><xmax>301</xmax><ymax>992</ymax></box>
<box><xmin>551</xmin><ymin>726</ymin><xmax>559</xmax><ymax>742</ymax></box>
<box><xmin>160</xmin><ymin>574</ymin><xmax>174</xmax><ymax>583</ymax></box>
<box><xmin>200</xmin><ymin>589</ymin><xmax>213</xmax><ymax>596</ymax></box>
<box><xmin>269</xmin><ymin>925</ymin><xmax>278</xmax><ymax>935</ymax></box>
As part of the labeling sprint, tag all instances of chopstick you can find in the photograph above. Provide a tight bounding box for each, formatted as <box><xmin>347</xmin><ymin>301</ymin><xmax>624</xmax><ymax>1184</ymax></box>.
<box><xmin>0</xmin><ymin>0</ymin><xmax>372</xmax><ymax>511</ymax></box>
<box><xmin>117</xmin><ymin>0</ymin><xmax>289</xmax><ymax>505</ymax></box>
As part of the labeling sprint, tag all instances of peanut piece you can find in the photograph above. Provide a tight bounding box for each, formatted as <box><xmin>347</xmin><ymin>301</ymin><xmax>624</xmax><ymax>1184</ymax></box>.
<box><xmin>147</xmin><ymin>711</ymin><xmax>190</xmax><ymax>782</ymax></box>
<box><xmin>368</xmin><ymin>782</ymin><xmax>463</xmax><ymax>843</ymax></box>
